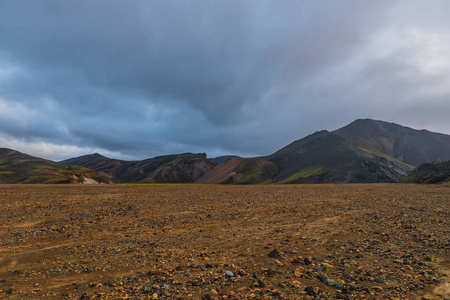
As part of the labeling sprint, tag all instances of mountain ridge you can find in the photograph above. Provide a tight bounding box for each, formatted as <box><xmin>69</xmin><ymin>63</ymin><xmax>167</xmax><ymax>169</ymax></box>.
<box><xmin>0</xmin><ymin>148</ymin><xmax>113</xmax><ymax>184</ymax></box>
<box><xmin>333</xmin><ymin>119</ymin><xmax>450</xmax><ymax>166</ymax></box>
<box><xmin>2</xmin><ymin>119</ymin><xmax>450</xmax><ymax>184</ymax></box>
<box><xmin>195</xmin><ymin>119</ymin><xmax>450</xmax><ymax>184</ymax></box>
<box><xmin>61</xmin><ymin>152</ymin><xmax>214</xmax><ymax>183</ymax></box>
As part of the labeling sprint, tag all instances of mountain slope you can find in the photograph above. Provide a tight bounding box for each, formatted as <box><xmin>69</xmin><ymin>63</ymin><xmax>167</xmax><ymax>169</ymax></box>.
<box><xmin>401</xmin><ymin>161</ymin><xmax>450</xmax><ymax>184</ymax></box>
<box><xmin>199</xmin><ymin>119</ymin><xmax>450</xmax><ymax>184</ymax></box>
<box><xmin>0</xmin><ymin>148</ymin><xmax>113</xmax><ymax>184</ymax></box>
<box><xmin>61</xmin><ymin>153</ymin><xmax>132</xmax><ymax>180</ymax></box>
<box><xmin>61</xmin><ymin>153</ymin><xmax>214</xmax><ymax>183</ymax></box>
<box><xmin>199</xmin><ymin>125</ymin><xmax>417</xmax><ymax>184</ymax></box>
<box><xmin>267</xmin><ymin>130</ymin><xmax>413</xmax><ymax>183</ymax></box>
<box><xmin>196</xmin><ymin>157</ymin><xmax>278</xmax><ymax>184</ymax></box>
<box><xmin>333</xmin><ymin>119</ymin><xmax>450</xmax><ymax>167</ymax></box>
<box><xmin>220</xmin><ymin>119</ymin><xmax>449</xmax><ymax>184</ymax></box>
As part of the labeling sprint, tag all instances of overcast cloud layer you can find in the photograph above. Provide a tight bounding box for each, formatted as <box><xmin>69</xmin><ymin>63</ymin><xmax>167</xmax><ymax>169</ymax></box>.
<box><xmin>1</xmin><ymin>1</ymin><xmax>450</xmax><ymax>161</ymax></box>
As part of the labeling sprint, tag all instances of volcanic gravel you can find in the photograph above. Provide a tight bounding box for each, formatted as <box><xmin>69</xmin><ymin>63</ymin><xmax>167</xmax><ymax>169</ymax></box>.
<box><xmin>0</xmin><ymin>184</ymin><xmax>449</xmax><ymax>299</ymax></box>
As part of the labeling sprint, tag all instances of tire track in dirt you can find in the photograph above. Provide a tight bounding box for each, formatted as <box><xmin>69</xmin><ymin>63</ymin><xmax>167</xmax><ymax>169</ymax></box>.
<box><xmin>0</xmin><ymin>257</ymin><xmax>17</xmax><ymax>272</ymax></box>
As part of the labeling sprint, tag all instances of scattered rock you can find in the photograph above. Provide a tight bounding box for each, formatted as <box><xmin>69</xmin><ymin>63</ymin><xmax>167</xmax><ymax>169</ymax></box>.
<box><xmin>268</xmin><ymin>249</ymin><xmax>279</xmax><ymax>258</ymax></box>
<box><xmin>1</xmin><ymin>184</ymin><xmax>447</xmax><ymax>300</ymax></box>
<box><xmin>317</xmin><ymin>273</ymin><xmax>327</xmax><ymax>283</ymax></box>
<box><xmin>225</xmin><ymin>271</ymin><xmax>234</xmax><ymax>277</ymax></box>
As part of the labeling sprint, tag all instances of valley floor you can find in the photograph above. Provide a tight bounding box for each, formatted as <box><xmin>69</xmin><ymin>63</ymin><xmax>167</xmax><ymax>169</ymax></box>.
<box><xmin>0</xmin><ymin>184</ymin><xmax>449</xmax><ymax>299</ymax></box>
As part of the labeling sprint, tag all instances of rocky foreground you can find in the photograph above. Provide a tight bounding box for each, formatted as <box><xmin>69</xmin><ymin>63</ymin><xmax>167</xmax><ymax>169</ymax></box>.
<box><xmin>0</xmin><ymin>184</ymin><xmax>449</xmax><ymax>299</ymax></box>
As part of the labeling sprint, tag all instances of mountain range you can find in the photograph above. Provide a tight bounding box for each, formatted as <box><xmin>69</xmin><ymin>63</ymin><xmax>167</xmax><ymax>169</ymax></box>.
<box><xmin>61</xmin><ymin>152</ymin><xmax>214</xmax><ymax>183</ymax></box>
<box><xmin>1</xmin><ymin>119</ymin><xmax>450</xmax><ymax>184</ymax></box>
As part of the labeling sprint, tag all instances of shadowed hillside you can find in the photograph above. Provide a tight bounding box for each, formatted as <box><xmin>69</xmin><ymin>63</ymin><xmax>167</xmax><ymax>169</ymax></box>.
<box><xmin>267</xmin><ymin>129</ymin><xmax>414</xmax><ymax>183</ymax></box>
<box><xmin>401</xmin><ymin>161</ymin><xmax>450</xmax><ymax>184</ymax></box>
<box><xmin>61</xmin><ymin>153</ymin><xmax>214</xmax><ymax>183</ymax></box>
<box><xmin>333</xmin><ymin>119</ymin><xmax>450</xmax><ymax>167</ymax></box>
<box><xmin>202</xmin><ymin>119</ymin><xmax>450</xmax><ymax>184</ymax></box>
<box><xmin>0</xmin><ymin>148</ymin><xmax>113</xmax><ymax>184</ymax></box>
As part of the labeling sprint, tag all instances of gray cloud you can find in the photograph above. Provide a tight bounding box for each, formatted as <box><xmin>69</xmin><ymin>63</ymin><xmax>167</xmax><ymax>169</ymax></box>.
<box><xmin>0</xmin><ymin>0</ymin><xmax>449</xmax><ymax>160</ymax></box>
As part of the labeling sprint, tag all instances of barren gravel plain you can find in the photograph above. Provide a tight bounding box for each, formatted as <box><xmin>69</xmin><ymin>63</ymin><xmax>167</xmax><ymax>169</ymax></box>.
<box><xmin>0</xmin><ymin>184</ymin><xmax>449</xmax><ymax>300</ymax></box>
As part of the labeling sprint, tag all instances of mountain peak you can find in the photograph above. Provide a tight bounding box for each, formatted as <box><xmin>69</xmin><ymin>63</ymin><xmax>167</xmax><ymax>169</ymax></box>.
<box><xmin>333</xmin><ymin>119</ymin><xmax>450</xmax><ymax>167</ymax></box>
<box><xmin>335</xmin><ymin>119</ymin><xmax>398</xmax><ymax>135</ymax></box>
<box><xmin>61</xmin><ymin>153</ymin><xmax>107</xmax><ymax>163</ymax></box>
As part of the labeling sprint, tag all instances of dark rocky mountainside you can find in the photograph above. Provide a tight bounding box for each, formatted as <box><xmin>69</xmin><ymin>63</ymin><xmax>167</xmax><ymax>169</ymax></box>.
<box><xmin>61</xmin><ymin>153</ymin><xmax>214</xmax><ymax>183</ymax></box>
<box><xmin>0</xmin><ymin>148</ymin><xmax>113</xmax><ymax>184</ymax></box>
<box><xmin>333</xmin><ymin>119</ymin><xmax>450</xmax><ymax>167</ymax></box>
<box><xmin>268</xmin><ymin>130</ymin><xmax>413</xmax><ymax>183</ymax></box>
<box><xmin>401</xmin><ymin>160</ymin><xmax>450</xmax><ymax>184</ymax></box>
<box><xmin>200</xmin><ymin>119</ymin><xmax>450</xmax><ymax>184</ymax></box>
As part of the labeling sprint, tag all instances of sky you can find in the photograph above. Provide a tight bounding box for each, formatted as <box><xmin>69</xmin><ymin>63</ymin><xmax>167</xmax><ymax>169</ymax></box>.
<box><xmin>1</xmin><ymin>1</ymin><xmax>450</xmax><ymax>161</ymax></box>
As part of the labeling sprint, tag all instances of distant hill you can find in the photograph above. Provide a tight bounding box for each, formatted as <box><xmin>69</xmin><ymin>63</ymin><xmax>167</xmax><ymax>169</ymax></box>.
<box><xmin>208</xmin><ymin>155</ymin><xmax>240</xmax><ymax>166</ymax></box>
<box><xmin>0</xmin><ymin>148</ymin><xmax>113</xmax><ymax>184</ymax></box>
<box><xmin>61</xmin><ymin>153</ymin><xmax>214</xmax><ymax>183</ymax></box>
<box><xmin>401</xmin><ymin>161</ymin><xmax>450</xmax><ymax>184</ymax></box>
<box><xmin>196</xmin><ymin>157</ymin><xmax>278</xmax><ymax>184</ymax></box>
<box><xmin>198</xmin><ymin>119</ymin><xmax>450</xmax><ymax>184</ymax></box>
<box><xmin>60</xmin><ymin>153</ymin><xmax>131</xmax><ymax>181</ymax></box>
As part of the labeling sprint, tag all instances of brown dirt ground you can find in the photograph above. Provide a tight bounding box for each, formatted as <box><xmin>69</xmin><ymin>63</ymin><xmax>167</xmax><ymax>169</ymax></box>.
<box><xmin>0</xmin><ymin>184</ymin><xmax>449</xmax><ymax>299</ymax></box>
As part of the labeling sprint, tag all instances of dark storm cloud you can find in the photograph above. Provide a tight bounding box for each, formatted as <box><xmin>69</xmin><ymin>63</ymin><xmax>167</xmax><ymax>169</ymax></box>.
<box><xmin>0</xmin><ymin>0</ymin><xmax>449</xmax><ymax>160</ymax></box>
